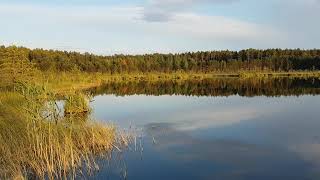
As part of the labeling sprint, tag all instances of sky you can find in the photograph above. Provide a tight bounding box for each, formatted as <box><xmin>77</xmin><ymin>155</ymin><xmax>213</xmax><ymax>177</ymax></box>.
<box><xmin>0</xmin><ymin>0</ymin><xmax>319</xmax><ymax>55</ymax></box>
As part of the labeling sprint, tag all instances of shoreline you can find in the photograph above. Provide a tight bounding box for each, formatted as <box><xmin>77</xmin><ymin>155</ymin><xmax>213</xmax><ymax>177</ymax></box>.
<box><xmin>47</xmin><ymin>71</ymin><xmax>320</xmax><ymax>95</ymax></box>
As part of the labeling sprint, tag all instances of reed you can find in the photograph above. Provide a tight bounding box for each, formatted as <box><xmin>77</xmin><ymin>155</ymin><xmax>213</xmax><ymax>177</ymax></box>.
<box><xmin>0</xmin><ymin>83</ymin><xmax>118</xmax><ymax>179</ymax></box>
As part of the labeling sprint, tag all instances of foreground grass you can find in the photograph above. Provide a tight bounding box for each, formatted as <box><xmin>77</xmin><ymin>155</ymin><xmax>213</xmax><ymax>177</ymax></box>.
<box><xmin>0</xmin><ymin>85</ymin><xmax>117</xmax><ymax>179</ymax></box>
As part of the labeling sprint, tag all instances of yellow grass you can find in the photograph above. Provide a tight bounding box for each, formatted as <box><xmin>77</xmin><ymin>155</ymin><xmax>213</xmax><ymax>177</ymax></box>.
<box><xmin>0</xmin><ymin>85</ymin><xmax>118</xmax><ymax>179</ymax></box>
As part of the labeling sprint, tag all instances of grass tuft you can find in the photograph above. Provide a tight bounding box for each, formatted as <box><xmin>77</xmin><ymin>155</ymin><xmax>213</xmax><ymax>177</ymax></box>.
<box><xmin>64</xmin><ymin>92</ymin><xmax>92</xmax><ymax>115</ymax></box>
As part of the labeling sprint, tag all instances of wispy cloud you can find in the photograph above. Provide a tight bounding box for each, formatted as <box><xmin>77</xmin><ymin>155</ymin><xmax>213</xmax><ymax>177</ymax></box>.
<box><xmin>161</xmin><ymin>13</ymin><xmax>280</xmax><ymax>40</ymax></box>
<box><xmin>142</xmin><ymin>0</ymin><xmax>239</xmax><ymax>22</ymax></box>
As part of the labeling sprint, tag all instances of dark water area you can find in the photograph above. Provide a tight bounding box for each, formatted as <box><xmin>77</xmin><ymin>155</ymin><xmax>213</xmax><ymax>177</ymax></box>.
<box><xmin>89</xmin><ymin>78</ymin><xmax>320</xmax><ymax>180</ymax></box>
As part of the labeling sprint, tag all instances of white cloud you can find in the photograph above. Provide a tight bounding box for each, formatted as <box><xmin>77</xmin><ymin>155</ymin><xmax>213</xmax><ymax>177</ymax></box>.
<box><xmin>163</xmin><ymin>13</ymin><xmax>279</xmax><ymax>40</ymax></box>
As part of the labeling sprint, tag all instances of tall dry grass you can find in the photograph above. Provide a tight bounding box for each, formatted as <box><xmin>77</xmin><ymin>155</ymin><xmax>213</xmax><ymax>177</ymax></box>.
<box><xmin>0</xmin><ymin>83</ymin><xmax>118</xmax><ymax>179</ymax></box>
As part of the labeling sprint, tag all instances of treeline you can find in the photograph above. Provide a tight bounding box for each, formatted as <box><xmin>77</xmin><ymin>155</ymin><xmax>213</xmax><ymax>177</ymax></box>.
<box><xmin>1</xmin><ymin>45</ymin><xmax>320</xmax><ymax>73</ymax></box>
<box><xmin>88</xmin><ymin>78</ymin><xmax>320</xmax><ymax>97</ymax></box>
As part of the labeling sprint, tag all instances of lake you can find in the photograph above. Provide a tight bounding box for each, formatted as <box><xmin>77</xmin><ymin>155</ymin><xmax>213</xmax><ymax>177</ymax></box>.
<box><xmin>88</xmin><ymin>78</ymin><xmax>320</xmax><ymax>180</ymax></box>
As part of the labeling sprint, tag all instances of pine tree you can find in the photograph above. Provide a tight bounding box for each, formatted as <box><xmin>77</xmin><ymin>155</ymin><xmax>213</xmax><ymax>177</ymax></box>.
<box><xmin>0</xmin><ymin>46</ymin><xmax>39</xmax><ymax>88</ymax></box>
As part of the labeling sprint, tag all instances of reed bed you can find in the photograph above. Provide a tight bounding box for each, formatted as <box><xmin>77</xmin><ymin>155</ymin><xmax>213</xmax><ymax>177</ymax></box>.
<box><xmin>0</xmin><ymin>83</ymin><xmax>120</xmax><ymax>179</ymax></box>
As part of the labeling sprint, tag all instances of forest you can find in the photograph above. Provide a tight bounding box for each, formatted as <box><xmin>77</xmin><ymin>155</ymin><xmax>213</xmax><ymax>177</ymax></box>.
<box><xmin>1</xmin><ymin>45</ymin><xmax>320</xmax><ymax>74</ymax></box>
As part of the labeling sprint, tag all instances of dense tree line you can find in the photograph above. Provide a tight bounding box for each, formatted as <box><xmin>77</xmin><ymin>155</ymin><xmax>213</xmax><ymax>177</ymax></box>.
<box><xmin>1</xmin><ymin>45</ymin><xmax>320</xmax><ymax>73</ymax></box>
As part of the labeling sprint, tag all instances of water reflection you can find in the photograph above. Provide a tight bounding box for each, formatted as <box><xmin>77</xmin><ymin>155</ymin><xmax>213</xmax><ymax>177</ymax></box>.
<box><xmin>90</xmin><ymin>78</ymin><xmax>320</xmax><ymax>179</ymax></box>
<box><xmin>143</xmin><ymin>123</ymin><xmax>311</xmax><ymax>180</ymax></box>
<box><xmin>88</xmin><ymin>77</ymin><xmax>320</xmax><ymax>97</ymax></box>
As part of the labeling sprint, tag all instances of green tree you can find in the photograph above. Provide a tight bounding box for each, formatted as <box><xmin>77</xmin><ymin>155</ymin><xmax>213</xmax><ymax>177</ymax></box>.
<box><xmin>0</xmin><ymin>46</ymin><xmax>39</xmax><ymax>88</ymax></box>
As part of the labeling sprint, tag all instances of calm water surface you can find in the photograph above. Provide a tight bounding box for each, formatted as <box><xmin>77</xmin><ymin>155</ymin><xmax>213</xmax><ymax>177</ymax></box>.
<box><xmin>89</xmin><ymin>78</ymin><xmax>320</xmax><ymax>180</ymax></box>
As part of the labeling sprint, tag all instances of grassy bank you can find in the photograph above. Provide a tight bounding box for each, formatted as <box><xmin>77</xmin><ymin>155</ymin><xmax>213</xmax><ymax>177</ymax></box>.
<box><xmin>238</xmin><ymin>71</ymin><xmax>320</xmax><ymax>78</ymax></box>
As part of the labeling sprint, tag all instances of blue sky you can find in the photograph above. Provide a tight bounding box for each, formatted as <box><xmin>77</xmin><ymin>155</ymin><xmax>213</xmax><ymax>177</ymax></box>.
<box><xmin>0</xmin><ymin>0</ymin><xmax>319</xmax><ymax>54</ymax></box>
